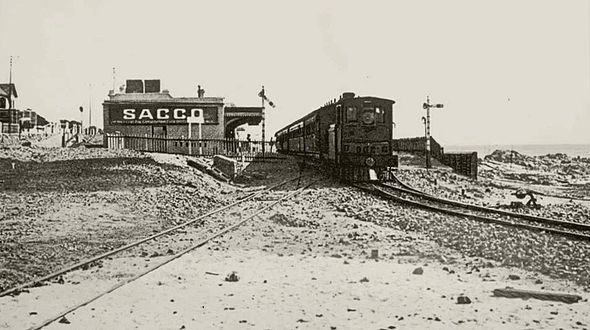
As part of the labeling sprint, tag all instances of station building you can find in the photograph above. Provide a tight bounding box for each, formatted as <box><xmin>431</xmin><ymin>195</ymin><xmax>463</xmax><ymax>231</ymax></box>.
<box><xmin>102</xmin><ymin>80</ymin><xmax>263</xmax><ymax>144</ymax></box>
<box><xmin>0</xmin><ymin>83</ymin><xmax>53</xmax><ymax>134</ymax></box>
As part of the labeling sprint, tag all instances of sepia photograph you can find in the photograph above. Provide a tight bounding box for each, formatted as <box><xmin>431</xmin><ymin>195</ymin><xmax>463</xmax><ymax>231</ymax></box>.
<box><xmin>1</xmin><ymin>0</ymin><xmax>589</xmax><ymax>329</ymax></box>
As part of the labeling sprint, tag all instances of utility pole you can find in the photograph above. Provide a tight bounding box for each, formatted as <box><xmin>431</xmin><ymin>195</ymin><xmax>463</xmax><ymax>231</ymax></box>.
<box><xmin>261</xmin><ymin>85</ymin><xmax>265</xmax><ymax>156</ymax></box>
<box><xmin>422</xmin><ymin>96</ymin><xmax>444</xmax><ymax>169</ymax></box>
<box><xmin>88</xmin><ymin>83</ymin><xmax>92</xmax><ymax>128</ymax></box>
<box><xmin>8</xmin><ymin>56</ymin><xmax>13</xmax><ymax>134</ymax></box>
<box><xmin>79</xmin><ymin>106</ymin><xmax>84</xmax><ymax>137</ymax></box>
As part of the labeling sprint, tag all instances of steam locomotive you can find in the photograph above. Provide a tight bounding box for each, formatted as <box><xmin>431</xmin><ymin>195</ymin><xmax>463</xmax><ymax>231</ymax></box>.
<box><xmin>275</xmin><ymin>92</ymin><xmax>398</xmax><ymax>181</ymax></box>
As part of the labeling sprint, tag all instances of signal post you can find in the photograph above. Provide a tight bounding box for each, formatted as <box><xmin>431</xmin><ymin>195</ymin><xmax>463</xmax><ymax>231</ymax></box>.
<box><xmin>422</xmin><ymin>96</ymin><xmax>444</xmax><ymax>169</ymax></box>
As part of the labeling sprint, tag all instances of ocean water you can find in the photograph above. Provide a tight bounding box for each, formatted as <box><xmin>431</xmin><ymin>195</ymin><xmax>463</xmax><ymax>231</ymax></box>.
<box><xmin>445</xmin><ymin>144</ymin><xmax>590</xmax><ymax>158</ymax></box>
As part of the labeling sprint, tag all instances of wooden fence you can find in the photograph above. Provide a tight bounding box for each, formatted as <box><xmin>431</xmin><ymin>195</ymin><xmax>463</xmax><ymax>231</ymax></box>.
<box><xmin>392</xmin><ymin>136</ymin><xmax>478</xmax><ymax>179</ymax></box>
<box><xmin>105</xmin><ymin>134</ymin><xmax>286</xmax><ymax>162</ymax></box>
<box><xmin>441</xmin><ymin>152</ymin><xmax>478</xmax><ymax>179</ymax></box>
<box><xmin>391</xmin><ymin>136</ymin><xmax>444</xmax><ymax>160</ymax></box>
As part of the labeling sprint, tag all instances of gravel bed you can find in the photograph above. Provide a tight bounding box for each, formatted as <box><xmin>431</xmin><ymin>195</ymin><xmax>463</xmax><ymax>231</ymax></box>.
<box><xmin>394</xmin><ymin>168</ymin><xmax>590</xmax><ymax>225</ymax></box>
<box><xmin>0</xmin><ymin>148</ymin><xmax>236</xmax><ymax>291</ymax></box>
<box><xmin>322</xmin><ymin>184</ymin><xmax>590</xmax><ymax>289</ymax></box>
<box><xmin>0</xmin><ymin>147</ymin><xmax>304</xmax><ymax>292</ymax></box>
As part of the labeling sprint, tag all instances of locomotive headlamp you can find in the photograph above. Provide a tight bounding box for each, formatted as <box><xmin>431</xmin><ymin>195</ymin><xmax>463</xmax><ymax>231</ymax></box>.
<box><xmin>365</xmin><ymin>157</ymin><xmax>376</xmax><ymax>167</ymax></box>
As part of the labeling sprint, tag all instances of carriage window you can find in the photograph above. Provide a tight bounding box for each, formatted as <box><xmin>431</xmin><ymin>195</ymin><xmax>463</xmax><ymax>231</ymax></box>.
<box><xmin>361</xmin><ymin>108</ymin><xmax>375</xmax><ymax>125</ymax></box>
<box><xmin>375</xmin><ymin>107</ymin><xmax>384</xmax><ymax>123</ymax></box>
<box><xmin>347</xmin><ymin>107</ymin><xmax>357</xmax><ymax>122</ymax></box>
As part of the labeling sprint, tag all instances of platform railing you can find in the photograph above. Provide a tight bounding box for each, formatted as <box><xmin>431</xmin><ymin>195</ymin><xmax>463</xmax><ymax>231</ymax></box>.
<box><xmin>105</xmin><ymin>133</ymin><xmax>285</xmax><ymax>162</ymax></box>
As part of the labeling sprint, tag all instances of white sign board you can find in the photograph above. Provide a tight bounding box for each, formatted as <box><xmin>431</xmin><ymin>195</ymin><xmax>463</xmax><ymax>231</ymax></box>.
<box><xmin>187</xmin><ymin>108</ymin><xmax>204</xmax><ymax>124</ymax></box>
<box><xmin>187</xmin><ymin>116</ymin><xmax>204</xmax><ymax>124</ymax></box>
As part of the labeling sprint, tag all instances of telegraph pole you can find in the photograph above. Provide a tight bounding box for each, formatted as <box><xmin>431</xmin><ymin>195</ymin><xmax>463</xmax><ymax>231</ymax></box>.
<box><xmin>88</xmin><ymin>83</ymin><xmax>92</xmax><ymax>128</ymax></box>
<box><xmin>422</xmin><ymin>96</ymin><xmax>444</xmax><ymax>169</ymax></box>
<box><xmin>261</xmin><ymin>85</ymin><xmax>265</xmax><ymax>156</ymax></box>
<box><xmin>79</xmin><ymin>106</ymin><xmax>84</xmax><ymax>137</ymax></box>
<box><xmin>112</xmin><ymin>67</ymin><xmax>116</xmax><ymax>92</ymax></box>
<box><xmin>8</xmin><ymin>56</ymin><xmax>13</xmax><ymax>134</ymax></box>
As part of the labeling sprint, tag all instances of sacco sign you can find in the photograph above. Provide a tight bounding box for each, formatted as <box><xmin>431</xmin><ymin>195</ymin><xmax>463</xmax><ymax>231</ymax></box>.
<box><xmin>109</xmin><ymin>106</ymin><xmax>217</xmax><ymax>124</ymax></box>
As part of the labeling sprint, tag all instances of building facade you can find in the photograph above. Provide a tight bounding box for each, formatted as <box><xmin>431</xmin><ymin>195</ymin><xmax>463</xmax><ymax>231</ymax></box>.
<box><xmin>103</xmin><ymin>80</ymin><xmax>263</xmax><ymax>144</ymax></box>
<box><xmin>0</xmin><ymin>83</ymin><xmax>18</xmax><ymax>133</ymax></box>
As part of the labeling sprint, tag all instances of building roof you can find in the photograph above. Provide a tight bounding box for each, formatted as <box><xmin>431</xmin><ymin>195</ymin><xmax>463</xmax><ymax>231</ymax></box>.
<box><xmin>36</xmin><ymin>114</ymin><xmax>49</xmax><ymax>126</ymax></box>
<box><xmin>225</xmin><ymin>107</ymin><xmax>264</xmax><ymax>117</ymax></box>
<box><xmin>224</xmin><ymin>107</ymin><xmax>264</xmax><ymax>129</ymax></box>
<box><xmin>0</xmin><ymin>83</ymin><xmax>18</xmax><ymax>98</ymax></box>
<box><xmin>105</xmin><ymin>90</ymin><xmax>224</xmax><ymax>104</ymax></box>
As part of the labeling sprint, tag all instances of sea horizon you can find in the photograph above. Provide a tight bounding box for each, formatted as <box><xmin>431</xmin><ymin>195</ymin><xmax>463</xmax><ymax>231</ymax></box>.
<box><xmin>444</xmin><ymin>143</ymin><xmax>590</xmax><ymax>158</ymax></box>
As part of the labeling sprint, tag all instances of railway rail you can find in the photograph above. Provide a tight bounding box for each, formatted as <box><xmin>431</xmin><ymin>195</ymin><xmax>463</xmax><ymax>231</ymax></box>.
<box><xmin>24</xmin><ymin>176</ymin><xmax>317</xmax><ymax>330</ymax></box>
<box><xmin>0</xmin><ymin>175</ymin><xmax>309</xmax><ymax>300</ymax></box>
<box><xmin>355</xmin><ymin>176</ymin><xmax>590</xmax><ymax>241</ymax></box>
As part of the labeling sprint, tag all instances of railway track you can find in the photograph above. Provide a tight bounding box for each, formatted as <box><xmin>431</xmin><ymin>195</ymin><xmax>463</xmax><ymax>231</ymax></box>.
<box><xmin>354</xmin><ymin>177</ymin><xmax>590</xmax><ymax>241</ymax></box>
<box><xmin>30</xmin><ymin>177</ymin><xmax>317</xmax><ymax>329</ymax></box>
<box><xmin>0</xmin><ymin>175</ymin><xmax>309</xmax><ymax>300</ymax></box>
<box><xmin>11</xmin><ymin>175</ymin><xmax>318</xmax><ymax>330</ymax></box>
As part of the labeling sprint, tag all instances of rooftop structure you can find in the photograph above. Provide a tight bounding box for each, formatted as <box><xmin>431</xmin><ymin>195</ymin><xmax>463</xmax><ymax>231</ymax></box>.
<box><xmin>103</xmin><ymin>79</ymin><xmax>263</xmax><ymax>142</ymax></box>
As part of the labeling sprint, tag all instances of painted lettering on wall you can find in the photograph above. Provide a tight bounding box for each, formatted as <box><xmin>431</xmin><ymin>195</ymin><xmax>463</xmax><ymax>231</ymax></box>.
<box><xmin>110</xmin><ymin>106</ymin><xmax>217</xmax><ymax>125</ymax></box>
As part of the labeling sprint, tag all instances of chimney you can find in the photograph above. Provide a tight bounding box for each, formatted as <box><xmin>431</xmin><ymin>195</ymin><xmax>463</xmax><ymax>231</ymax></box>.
<box><xmin>125</xmin><ymin>80</ymin><xmax>144</xmax><ymax>93</ymax></box>
<box><xmin>144</xmin><ymin>79</ymin><xmax>161</xmax><ymax>93</ymax></box>
<box><xmin>342</xmin><ymin>92</ymin><xmax>355</xmax><ymax>99</ymax></box>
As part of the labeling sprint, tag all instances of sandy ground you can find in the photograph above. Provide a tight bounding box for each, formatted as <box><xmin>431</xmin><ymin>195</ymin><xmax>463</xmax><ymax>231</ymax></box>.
<box><xmin>2</xmin><ymin>148</ymin><xmax>590</xmax><ymax>329</ymax></box>
<box><xmin>2</xmin><ymin>178</ymin><xmax>590</xmax><ymax>329</ymax></box>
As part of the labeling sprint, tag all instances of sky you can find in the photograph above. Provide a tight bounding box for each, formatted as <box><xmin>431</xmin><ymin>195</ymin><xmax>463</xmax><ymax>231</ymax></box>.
<box><xmin>0</xmin><ymin>0</ymin><xmax>589</xmax><ymax>146</ymax></box>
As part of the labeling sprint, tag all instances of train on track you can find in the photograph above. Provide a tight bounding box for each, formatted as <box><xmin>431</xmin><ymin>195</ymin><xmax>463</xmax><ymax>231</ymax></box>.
<box><xmin>275</xmin><ymin>92</ymin><xmax>398</xmax><ymax>182</ymax></box>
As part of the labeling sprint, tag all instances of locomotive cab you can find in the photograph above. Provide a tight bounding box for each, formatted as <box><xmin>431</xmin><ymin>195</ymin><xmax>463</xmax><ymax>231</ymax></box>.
<box><xmin>336</xmin><ymin>94</ymin><xmax>397</xmax><ymax>181</ymax></box>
